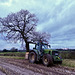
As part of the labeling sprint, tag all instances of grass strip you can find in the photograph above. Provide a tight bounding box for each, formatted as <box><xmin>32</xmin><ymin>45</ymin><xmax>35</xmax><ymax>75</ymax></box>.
<box><xmin>62</xmin><ymin>59</ymin><xmax>75</xmax><ymax>67</ymax></box>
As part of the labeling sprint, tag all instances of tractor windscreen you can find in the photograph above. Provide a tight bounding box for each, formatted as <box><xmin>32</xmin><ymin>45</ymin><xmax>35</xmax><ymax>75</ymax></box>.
<box><xmin>52</xmin><ymin>51</ymin><xmax>59</xmax><ymax>56</ymax></box>
<box><xmin>42</xmin><ymin>45</ymin><xmax>50</xmax><ymax>49</ymax></box>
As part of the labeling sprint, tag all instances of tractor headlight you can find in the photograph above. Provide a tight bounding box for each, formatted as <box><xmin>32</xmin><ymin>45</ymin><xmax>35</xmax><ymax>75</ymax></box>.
<box><xmin>58</xmin><ymin>57</ymin><xmax>60</xmax><ymax>59</ymax></box>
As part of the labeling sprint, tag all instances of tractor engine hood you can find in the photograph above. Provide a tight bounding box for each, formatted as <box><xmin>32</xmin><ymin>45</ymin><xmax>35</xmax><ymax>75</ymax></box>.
<box><xmin>44</xmin><ymin>49</ymin><xmax>53</xmax><ymax>53</ymax></box>
<box><xmin>44</xmin><ymin>49</ymin><xmax>59</xmax><ymax>55</ymax></box>
<box><xmin>44</xmin><ymin>49</ymin><xmax>56</xmax><ymax>52</ymax></box>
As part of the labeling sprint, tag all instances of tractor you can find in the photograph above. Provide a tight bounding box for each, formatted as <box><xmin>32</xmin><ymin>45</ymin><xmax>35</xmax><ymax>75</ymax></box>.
<box><xmin>28</xmin><ymin>41</ymin><xmax>62</xmax><ymax>66</ymax></box>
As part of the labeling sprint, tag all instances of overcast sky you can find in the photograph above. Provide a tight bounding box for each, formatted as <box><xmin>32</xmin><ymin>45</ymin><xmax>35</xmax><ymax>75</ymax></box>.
<box><xmin>0</xmin><ymin>0</ymin><xmax>75</xmax><ymax>50</ymax></box>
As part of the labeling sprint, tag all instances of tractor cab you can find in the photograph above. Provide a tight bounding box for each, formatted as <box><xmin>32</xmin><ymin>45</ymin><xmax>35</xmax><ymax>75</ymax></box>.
<box><xmin>34</xmin><ymin>41</ymin><xmax>50</xmax><ymax>53</ymax></box>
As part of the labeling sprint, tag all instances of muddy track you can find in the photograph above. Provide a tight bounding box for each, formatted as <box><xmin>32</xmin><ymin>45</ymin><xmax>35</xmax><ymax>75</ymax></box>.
<box><xmin>0</xmin><ymin>57</ymin><xmax>75</xmax><ymax>75</ymax></box>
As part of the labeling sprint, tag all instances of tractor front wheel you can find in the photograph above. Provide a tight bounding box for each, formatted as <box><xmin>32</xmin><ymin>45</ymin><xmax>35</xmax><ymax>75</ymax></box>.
<box><xmin>58</xmin><ymin>61</ymin><xmax>62</xmax><ymax>64</ymax></box>
<box><xmin>42</xmin><ymin>54</ymin><xmax>53</xmax><ymax>66</ymax></box>
<box><xmin>29</xmin><ymin>52</ymin><xmax>37</xmax><ymax>63</ymax></box>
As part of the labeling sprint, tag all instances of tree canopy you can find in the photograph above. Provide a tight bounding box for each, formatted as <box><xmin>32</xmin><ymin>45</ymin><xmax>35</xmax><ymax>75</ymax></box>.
<box><xmin>0</xmin><ymin>9</ymin><xmax>50</xmax><ymax>52</ymax></box>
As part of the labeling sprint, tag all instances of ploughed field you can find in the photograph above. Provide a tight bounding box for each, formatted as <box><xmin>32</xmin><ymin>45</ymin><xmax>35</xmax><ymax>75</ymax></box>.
<box><xmin>0</xmin><ymin>56</ymin><xmax>75</xmax><ymax>75</ymax></box>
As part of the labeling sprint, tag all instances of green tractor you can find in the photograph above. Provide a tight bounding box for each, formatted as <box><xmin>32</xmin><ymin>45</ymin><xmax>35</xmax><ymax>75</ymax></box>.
<box><xmin>28</xmin><ymin>41</ymin><xmax>62</xmax><ymax>66</ymax></box>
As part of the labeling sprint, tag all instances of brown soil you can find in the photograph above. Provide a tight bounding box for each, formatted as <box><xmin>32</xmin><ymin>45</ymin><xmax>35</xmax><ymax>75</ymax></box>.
<box><xmin>0</xmin><ymin>57</ymin><xmax>75</xmax><ymax>75</ymax></box>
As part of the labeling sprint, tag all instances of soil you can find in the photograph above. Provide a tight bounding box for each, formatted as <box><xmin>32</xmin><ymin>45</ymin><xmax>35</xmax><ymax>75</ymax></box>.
<box><xmin>0</xmin><ymin>57</ymin><xmax>75</xmax><ymax>75</ymax></box>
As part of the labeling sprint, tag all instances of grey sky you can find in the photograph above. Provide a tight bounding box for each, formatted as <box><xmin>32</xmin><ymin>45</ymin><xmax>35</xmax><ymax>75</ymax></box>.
<box><xmin>0</xmin><ymin>0</ymin><xmax>75</xmax><ymax>49</ymax></box>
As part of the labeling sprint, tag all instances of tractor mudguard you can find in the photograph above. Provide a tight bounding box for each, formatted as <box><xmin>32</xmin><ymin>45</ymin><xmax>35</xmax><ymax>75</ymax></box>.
<box><xmin>29</xmin><ymin>50</ymin><xmax>38</xmax><ymax>55</ymax></box>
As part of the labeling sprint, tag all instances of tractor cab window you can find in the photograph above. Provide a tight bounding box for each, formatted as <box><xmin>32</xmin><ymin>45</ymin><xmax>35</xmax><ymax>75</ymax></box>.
<box><xmin>52</xmin><ymin>51</ymin><xmax>59</xmax><ymax>56</ymax></box>
<box><xmin>42</xmin><ymin>45</ymin><xmax>49</xmax><ymax>49</ymax></box>
<box><xmin>36</xmin><ymin>45</ymin><xmax>39</xmax><ymax>50</ymax></box>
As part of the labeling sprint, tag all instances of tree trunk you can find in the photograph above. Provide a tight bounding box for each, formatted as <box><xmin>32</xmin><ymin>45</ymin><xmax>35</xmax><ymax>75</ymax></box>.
<box><xmin>26</xmin><ymin>42</ymin><xmax>29</xmax><ymax>52</ymax></box>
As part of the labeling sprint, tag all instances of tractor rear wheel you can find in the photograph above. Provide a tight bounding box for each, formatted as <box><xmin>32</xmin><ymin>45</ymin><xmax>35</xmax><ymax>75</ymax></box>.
<box><xmin>42</xmin><ymin>54</ymin><xmax>53</xmax><ymax>66</ymax></box>
<box><xmin>29</xmin><ymin>52</ymin><xmax>37</xmax><ymax>63</ymax></box>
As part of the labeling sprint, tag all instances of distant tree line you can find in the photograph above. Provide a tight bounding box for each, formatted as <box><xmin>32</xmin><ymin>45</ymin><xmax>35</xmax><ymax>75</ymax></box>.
<box><xmin>2</xmin><ymin>47</ymin><xmax>18</xmax><ymax>52</ymax></box>
<box><xmin>56</xmin><ymin>49</ymin><xmax>75</xmax><ymax>51</ymax></box>
<box><xmin>59</xmin><ymin>50</ymin><xmax>75</xmax><ymax>59</ymax></box>
<box><xmin>0</xmin><ymin>47</ymin><xmax>26</xmax><ymax>52</ymax></box>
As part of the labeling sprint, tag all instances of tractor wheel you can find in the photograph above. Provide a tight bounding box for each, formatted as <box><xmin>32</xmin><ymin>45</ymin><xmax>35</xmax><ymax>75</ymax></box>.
<box><xmin>29</xmin><ymin>52</ymin><xmax>37</xmax><ymax>63</ymax></box>
<box><xmin>42</xmin><ymin>54</ymin><xmax>53</xmax><ymax>66</ymax></box>
<box><xmin>58</xmin><ymin>61</ymin><xmax>62</xmax><ymax>64</ymax></box>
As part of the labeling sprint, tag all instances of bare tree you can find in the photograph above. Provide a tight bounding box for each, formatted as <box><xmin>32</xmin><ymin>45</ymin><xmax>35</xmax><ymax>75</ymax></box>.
<box><xmin>0</xmin><ymin>9</ymin><xmax>38</xmax><ymax>52</ymax></box>
<box><xmin>0</xmin><ymin>9</ymin><xmax>51</xmax><ymax>52</ymax></box>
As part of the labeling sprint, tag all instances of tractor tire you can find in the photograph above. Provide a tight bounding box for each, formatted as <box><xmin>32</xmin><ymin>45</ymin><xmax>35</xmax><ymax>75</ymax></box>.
<box><xmin>42</xmin><ymin>54</ymin><xmax>53</xmax><ymax>66</ymax></box>
<box><xmin>58</xmin><ymin>61</ymin><xmax>62</xmax><ymax>64</ymax></box>
<box><xmin>29</xmin><ymin>52</ymin><xmax>37</xmax><ymax>63</ymax></box>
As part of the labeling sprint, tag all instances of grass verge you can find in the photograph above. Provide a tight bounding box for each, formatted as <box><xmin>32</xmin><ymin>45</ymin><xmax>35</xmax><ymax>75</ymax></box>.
<box><xmin>0</xmin><ymin>52</ymin><xmax>25</xmax><ymax>57</ymax></box>
<box><xmin>0</xmin><ymin>56</ymin><xmax>25</xmax><ymax>59</ymax></box>
<box><xmin>62</xmin><ymin>59</ymin><xmax>75</xmax><ymax>68</ymax></box>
